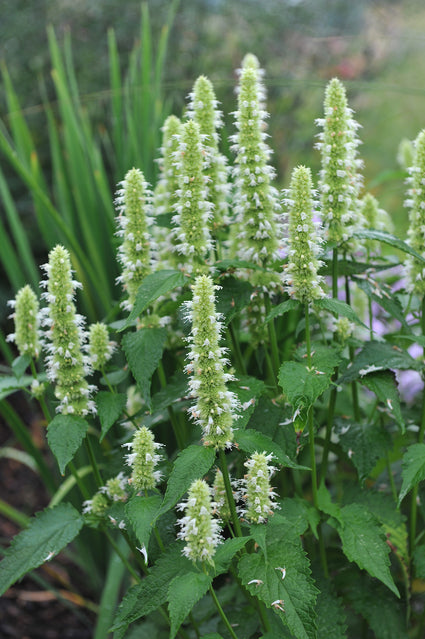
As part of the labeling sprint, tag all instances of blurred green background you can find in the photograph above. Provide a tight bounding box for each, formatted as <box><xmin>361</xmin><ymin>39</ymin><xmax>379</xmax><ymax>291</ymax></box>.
<box><xmin>1</xmin><ymin>0</ymin><xmax>425</xmax><ymax>327</ymax></box>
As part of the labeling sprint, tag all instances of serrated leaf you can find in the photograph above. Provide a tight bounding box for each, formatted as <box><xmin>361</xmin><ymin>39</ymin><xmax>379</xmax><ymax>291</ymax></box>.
<box><xmin>12</xmin><ymin>354</ymin><xmax>31</xmax><ymax>379</ymax></box>
<box><xmin>112</xmin><ymin>543</ymin><xmax>190</xmax><ymax>634</ymax></box>
<box><xmin>215</xmin><ymin>276</ymin><xmax>254</xmax><ymax>325</ymax></box>
<box><xmin>168</xmin><ymin>572</ymin><xmax>212</xmax><ymax>639</ymax></box>
<box><xmin>214</xmin><ymin>537</ymin><xmax>252</xmax><ymax>576</ymax></box>
<box><xmin>279</xmin><ymin>498</ymin><xmax>320</xmax><ymax>538</ymax></box>
<box><xmin>96</xmin><ymin>391</ymin><xmax>127</xmax><ymax>441</ymax></box>
<box><xmin>122</xmin><ymin>328</ymin><xmax>167</xmax><ymax>408</ymax></box>
<box><xmin>354</xmin><ymin>276</ymin><xmax>409</xmax><ymax>329</ymax></box>
<box><xmin>361</xmin><ymin>370</ymin><xmax>404</xmax><ymax>431</ymax></box>
<box><xmin>125</xmin><ymin>495</ymin><xmax>162</xmax><ymax>558</ymax></box>
<box><xmin>235</xmin><ymin>429</ymin><xmax>309</xmax><ymax>470</ymax></box>
<box><xmin>335</xmin><ymin>420</ymin><xmax>391</xmax><ymax>481</ymax></box>
<box><xmin>399</xmin><ymin>443</ymin><xmax>425</xmax><ymax>504</ymax></box>
<box><xmin>338</xmin><ymin>340</ymin><xmax>420</xmax><ymax>384</ymax></box>
<box><xmin>151</xmin><ymin>371</ymin><xmax>188</xmax><ymax>412</ymax></box>
<box><xmin>47</xmin><ymin>414</ymin><xmax>89</xmax><ymax>474</ymax></box>
<box><xmin>315</xmin><ymin>297</ymin><xmax>367</xmax><ymax>327</ymax></box>
<box><xmin>317</xmin><ymin>483</ymin><xmax>343</xmax><ymax>522</ymax></box>
<box><xmin>332</xmin><ymin>503</ymin><xmax>399</xmax><ymax>597</ymax></box>
<box><xmin>320</xmin><ymin>258</ymin><xmax>396</xmax><ymax>276</ymax></box>
<box><xmin>121</xmin><ymin>270</ymin><xmax>187</xmax><ymax>329</ymax></box>
<box><xmin>0</xmin><ymin>503</ymin><xmax>83</xmax><ymax>596</ymax></box>
<box><xmin>238</xmin><ymin>518</ymin><xmax>318</xmax><ymax>639</ymax></box>
<box><xmin>158</xmin><ymin>445</ymin><xmax>216</xmax><ymax>516</ymax></box>
<box><xmin>314</xmin><ymin>574</ymin><xmax>347</xmax><ymax>639</ymax></box>
<box><xmin>265</xmin><ymin>299</ymin><xmax>300</xmax><ymax>323</ymax></box>
<box><xmin>354</xmin><ymin>229</ymin><xmax>425</xmax><ymax>262</ymax></box>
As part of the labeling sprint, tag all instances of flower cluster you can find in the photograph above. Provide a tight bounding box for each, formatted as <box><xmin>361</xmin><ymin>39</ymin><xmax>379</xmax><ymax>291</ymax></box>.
<box><xmin>88</xmin><ymin>322</ymin><xmax>115</xmax><ymax>371</ymax></box>
<box><xmin>7</xmin><ymin>284</ymin><xmax>41</xmax><ymax>359</ymax></box>
<box><xmin>405</xmin><ymin>129</ymin><xmax>425</xmax><ymax>294</ymax></box>
<box><xmin>123</xmin><ymin>425</ymin><xmax>163</xmax><ymax>492</ymax></box>
<box><xmin>360</xmin><ymin>193</ymin><xmax>393</xmax><ymax>256</ymax></box>
<box><xmin>171</xmin><ymin>120</ymin><xmax>213</xmax><ymax>273</ymax></box>
<box><xmin>115</xmin><ymin>168</ymin><xmax>155</xmax><ymax>311</ymax></box>
<box><xmin>240</xmin><ymin>451</ymin><xmax>279</xmax><ymax>524</ymax></box>
<box><xmin>176</xmin><ymin>478</ymin><xmax>222</xmax><ymax>565</ymax></box>
<box><xmin>187</xmin><ymin>75</ymin><xmax>230</xmax><ymax>232</ymax></box>
<box><xmin>184</xmin><ymin>275</ymin><xmax>238</xmax><ymax>449</ymax></box>
<box><xmin>230</xmin><ymin>53</ymin><xmax>282</xmax><ymax>271</ymax></box>
<box><xmin>39</xmin><ymin>245</ymin><xmax>96</xmax><ymax>416</ymax></box>
<box><xmin>316</xmin><ymin>77</ymin><xmax>363</xmax><ymax>247</ymax></box>
<box><xmin>282</xmin><ymin>165</ymin><xmax>325</xmax><ymax>303</ymax></box>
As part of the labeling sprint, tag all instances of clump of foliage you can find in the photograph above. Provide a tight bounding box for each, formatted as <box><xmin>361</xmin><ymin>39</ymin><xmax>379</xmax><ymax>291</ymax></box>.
<box><xmin>3</xmin><ymin>50</ymin><xmax>425</xmax><ymax>639</ymax></box>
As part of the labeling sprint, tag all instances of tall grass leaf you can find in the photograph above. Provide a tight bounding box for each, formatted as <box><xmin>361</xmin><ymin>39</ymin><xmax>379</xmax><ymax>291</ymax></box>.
<box><xmin>107</xmin><ymin>28</ymin><xmax>124</xmax><ymax>177</ymax></box>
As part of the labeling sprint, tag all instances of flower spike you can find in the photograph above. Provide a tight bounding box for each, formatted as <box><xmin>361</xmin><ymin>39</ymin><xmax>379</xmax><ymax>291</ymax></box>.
<box><xmin>405</xmin><ymin>129</ymin><xmax>425</xmax><ymax>294</ymax></box>
<box><xmin>7</xmin><ymin>284</ymin><xmax>41</xmax><ymax>359</ymax></box>
<box><xmin>123</xmin><ymin>426</ymin><xmax>163</xmax><ymax>492</ymax></box>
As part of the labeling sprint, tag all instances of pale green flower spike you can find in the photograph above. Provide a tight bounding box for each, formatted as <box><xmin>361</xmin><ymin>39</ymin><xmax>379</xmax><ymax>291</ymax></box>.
<box><xmin>397</xmin><ymin>138</ymin><xmax>414</xmax><ymax>171</ymax></box>
<box><xmin>316</xmin><ymin>77</ymin><xmax>363</xmax><ymax>247</ymax></box>
<box><xmin>115</xmin><ymin>168</ymin><xmax>155</xmax><ymax>311</ymax></box>
<box><xmin>88</xmin><ymin>322</ymin><xmax>115</xmax><ymax>371</ymax></box>
<box><xmin>282</xmin><ymin>165</ymin><xmax>325</xmax><ymax>303</ymax></box>
<box><xmin>332</xmin><ymin>316</ymin><xmax>354</xmax><ymax>344</ymax></box>
<box><xmin>40</xmin><ymin>245</ymin><xmax>96</xmax><ymax>416</ymax></box>
<box><xmin>212</xmin><ymin>468</ymin><xmax>232</xmax><ymax>522</ymax></box>
<box><xmin>405</xmin><ymin>129</ymin><xmax>425</xmax><ymax>294</ymax></box>
<box><xmin>153</xmin><ymin>115</ymin><xmax>183</xmax><ymax>267</ymax></box>
<box><xmin>7</xmin><ymin>284</ymin><xmax>41</xmax><ymax>359</ymax></box>
<box><xmin>101</xmin><ymin>472</ymin><xmax>128</xmax><ymax>502</ymax></box>
<box><xmin>360</xmin><ymin>193</ymin><xmax>393</xmax><ymax>255</ymax></box>
<box><xmin>177</xmin><ymin>478</ymin><xmax>222</xmax><ymax>564</ymax></box>
<box><xmin>241</xmin><ymin>451</ymin><xmax>278</xmax><ymax>524</ymax></box>
<box><xmin>123</xmin><ymin>425</ymin><xmax>164</xmax><ymax>491</ymax></box>
<box><xmin>230</xmin><ymin>54</ymin><xmax>282</xmax><ymax>273</ymax></box>
<box><xmin>172</xmin><ymin>119</ymin><xmax>213</xmax><ymax>273</ymax></box>
<box><xmin>184</xmin><ymin>275</ymin><xmax>238</xmax><ymax>449</ymax></box>
<box><xmin>187</xmin><ymin>75</ymin><xmax>230</xmax><ymax>231</ymax></box>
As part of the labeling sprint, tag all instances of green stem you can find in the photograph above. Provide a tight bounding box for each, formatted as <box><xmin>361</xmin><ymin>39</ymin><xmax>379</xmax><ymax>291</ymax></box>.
<box><xmin>332</xmin><ymin>248</ymin><xmax>338</xmax><ymax>299</ymax></box>
<box><xmin>344</xmin><ymin>274</ymin><xmax>360</xmax><ymax>421</ymax></box>
<box><xmin>264</xmin><ymin>294</ymin><xmax>280</xmax><ymax>382</ymax></box>
<box><xmin>218</xmin><ymin>448</ymin><xmax>243</xmax><ymax>538</ymax></box>
<box><xmin>85</xmin><ymin>435</ymin><xmax>103</xmax><ymax>488</ymax></box>
<box><xmin>209</xmin><ymin>585</ymin><xmax>239</xmax><ymax>639</ymax></box>
<box><xmin>68</xmin><ymin>461</ymin><xmax>90</xmax><ymax>500</ymax></box>
<box><xmin>157</xmin><ymin>360</ymin><xmax>185</xmax><ymax>450</ymax></box>
<box><xmin>104</xmin><ymin>530</ymin><xmax>140</xmax><ymax>582</ymax></box>
<box><xmin>228</xmin><ymin>322</ymin><xmax>247</xmax><ymax>376</ymax></box>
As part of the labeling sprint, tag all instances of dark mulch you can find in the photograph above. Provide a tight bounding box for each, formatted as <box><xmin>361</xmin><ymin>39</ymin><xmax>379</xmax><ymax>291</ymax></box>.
<box><xmin>0</xmin><ymin>395</ymin><xmax>96</xmax><ymax>639</ymax></box>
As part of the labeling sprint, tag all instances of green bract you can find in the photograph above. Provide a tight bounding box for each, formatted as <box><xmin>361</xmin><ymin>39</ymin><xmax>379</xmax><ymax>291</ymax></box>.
<box><xmin>184</xmin><ymin>274</ymin><xmax>237</xmax><ymax>449</ymax></box>
<box><xmin>405</xmin><ymin>129</ymin><xmax>425</xmax><ymax>294</ymax></box>
<box><xmin>172</xmin><ymin>120</ymin><xmax>213</xmax><ymax>273</ymax></box>
<box><xmin>40</xmin><ymin>245</ymin><xmax>96</xmax><ymax>416</ymax></box>
<box><xmin>283</xmin><ymin>165</ymin><xmax>325</xmax><ymax>303</ymax></box>
<box><xmin>177</xmin><ymin>478</ymin><xmax>222</xmax><ymax>564</ymax></box>
<box><xmin>7</xmin><ymin>284</ymin><xmax>41</xmax><ymax>359</ymax></box>
<box><xmin>116</xmin><ymin>168</ymin><xmax>154</xmax><ymax>311</ymax></box>
<box><xmin>316</xmin><ymin>77</ymin><xmax>363</xmax><ymax>247</ymax></box>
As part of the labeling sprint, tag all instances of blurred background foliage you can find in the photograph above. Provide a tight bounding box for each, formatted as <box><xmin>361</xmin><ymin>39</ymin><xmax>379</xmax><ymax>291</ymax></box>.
<box><xmin>1</xmin><ymin>0</ymin><xmax>425</xmax><ymax>328</ymax></box>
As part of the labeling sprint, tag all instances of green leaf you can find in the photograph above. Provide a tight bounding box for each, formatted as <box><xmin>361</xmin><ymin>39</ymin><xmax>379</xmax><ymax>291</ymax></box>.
<box><xmin>332</xmin><ymin>503</ymin><xmax>399</xmax><ymax>597</ymax></box>
<box><xmin>168</xmin><ymin>572</ymin><xmax>212</xmax><ymax>639</ymax></box>
<box><xmin>335</xmin><ymin>420</ymin><xmax>391</xmax><ymax>481</ymax></box>
<box><xmin>12</xmin><ymin>354</ymin><xmax>32</xmax><ymax>379</ymax></box>
<box><xmin>158</xmin><ymin>445</ymin><xmax>216</xmax><ymax>516</ymax></box>
<box><xmin>361</xmin><ymin>370</ymin><xmax>404</xmax><ymax>431</ymax></box>
<box><xmin>238</xmin><ymin>516</ymin><xmax>318</xmax><ymax>639</ymax></box>
<box><xmin>230</xmin><ymin>376</ymin><xmax>266</xmax><ymax>430</ymax></box>
<box><xmin>0</xmin><ymin>374</ymin><xmax>35</xmax><ymax>400</ymax></box>
<box><xmin>121</xmin><ymin>270</ymin><xmax>187</xmax><ymax>329</ymax></box>
<box><xmin>112</xmin><ymin>543</ymin><xmax>190</xmax><ymax>634</ymax></box>
<box><xmin>413</xmin><ymin>545</ymin><xmax>425</xmax><ymax>580</ymax></box>
<box><xmin>338</xmin><ymin>340</ymin><xmax>420</xmax><ymax>384</ymax></box>
<box><xmin>279</xmin><ymin>497</ymin><xmax>320</xmax><ymax>539</ymax></box>
<box><xmin>0</xmin><ymin>503</ymin><xmax>83</xmax><ymax>596</ymax></box>
<box><xmin>235</xmin><ymin>429</ymin><xmax>309</xmax><ymax>470</ymax></box>
<box><xmin>354</xmin><ymin>276</ymin><xmax>409</xmax><ymax>330</ymax></box>
<box><xmin>125</xmin><ymin>494</ymin><xmax>162</xmax><ymax>557</ymax></box>
<box><xmin>399</xmin><ymin>443</ymin><xmax>425</xmax><ymax>504</ymax></box>
<box><xmin>122</xmin><ymin>327</ymin><xmax>167</xmax><ymax>408</ymax></box>
<box><xmin>317</xmin><ymin>483</ymin><xmax>343</xmax><ymax>522</ymax></box>
<box><xmin>314</xmin><ymin>297</ymin><xmax>367</xmax><ymax>328</ymax></box>
<box><xmin>96</xmin><ymin>391</ymin><xmax>127</xmax><ymax>441</ymax></box>
<box><xmin>314</xmin><ymin>574</ymin><xmax>347</xmax><ymax>639</ymax></box>
<box><xmin>216</xmin><ymin>276</ymin><xmax>254</xmax><ymax>325</ymax></box>
<box><xmin>265</xmin><ymin>299</ymin><xmax>299</xmax><ymax>323</ymax></box>
<box><xmin>151</xmin><ymin>371</ymin><xmax>188</xmax><ymax>412</ymax></box>
<box><xmin>353</xmin><ymin>229</ymin><xmax>425</xmax><ymax>263</ymax></box>
<box><xmin>47</xmin><ymin>414</ymin><xmax>89</xmax><ymax>474</ymax></box>
<box><xmin>214</xmin><ymin>537</ymin><xmax>252</xmax><ymax>576</ymax></box>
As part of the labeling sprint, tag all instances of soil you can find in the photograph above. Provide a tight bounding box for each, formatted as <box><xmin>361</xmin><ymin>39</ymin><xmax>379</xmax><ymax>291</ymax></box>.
<box><xmin>0</xmin><ymin>394</ymin><xmax>96</xmax><ymax>639</ymax></box>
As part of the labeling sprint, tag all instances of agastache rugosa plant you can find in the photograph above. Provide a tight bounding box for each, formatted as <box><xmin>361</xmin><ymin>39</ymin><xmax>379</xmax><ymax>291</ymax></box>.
<box><xmin>87</xmin><ymin>322</ymin><xmax>115</xmax><ymax>371</ymax></box>
<box><xmin>240</xmin><ymin>451</ymin><xmax>279</xmax><ymax>524</ymax></box>
<box><xmin>123</xmin><ymin>425</ymin><xmax>164</xmax><ymax>492</ymax></box>
<box><xmin>115</xmin><ymin>167</ymin><xmax>155</xmax><ymax>310</ymax></box>
<box><xmin>184</xmin><ymin>274</ymin><xmax>237</xmax><ymax>449</ymax></box>
<box><xmin>39</xmin><ymin>245</ymin><xmax>96</xmax><ymax>416</ymax></box>
<box><xmin>7</xmin><ymin>284</ymin><xmax>41</xmax><ymax>359</ymax></box>
<box><xmin>187</xmin><ymin>75</ymin><xmax>230</xmax><ymax>234</ymax></box>
<box><xmin>172</xmin><ymin>120</ymin><xmax>213</xmax><ymax>273</ymax></box>
<box><xmin>405</xmin><ymin>129</ymin><xmax>425</xmax><ymax>294</ymax></box>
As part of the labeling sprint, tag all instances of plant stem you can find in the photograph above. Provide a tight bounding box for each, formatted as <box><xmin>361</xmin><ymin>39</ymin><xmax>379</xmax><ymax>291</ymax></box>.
<box><xmin>228</xmin><ymin>322</ymin><xmax>247</xmax><ymax>376</ymax></box>
<box><xmin>264</xmin><ymin>294</ymin><xmax>280</xmax><ymax>383</ymax></box>
<box><xmin>218</xmin><ymin>448</ymin><xmax>243</xmax><ymax>538</ymax></box>
<box><xmin>157</xmin><ymin>360</ymin><xmax>185</xmax><ymax>450</ymax></box>
<box><xmin>85</xmin><ymin>435</ymin><xmax>103</xmax><ymax>488</ymax></box>
<box><xmin>68</xmin><ymin>461</ymin><xmax>90</xmax><ymax>500</ymax></box>
<box><xmin>344</xmin><ymin>274</ymin><xmax>360</xmax><ymax>421</ymax></box>
<box><xmin>104</xmin><ymin>530</ymin><xmax>140</xmax><ymax>582</ymax></box>
<box><xmin>209</xmin><ymin>585</ymin><xmax>239</xmax><ymax>639</ymax></box>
